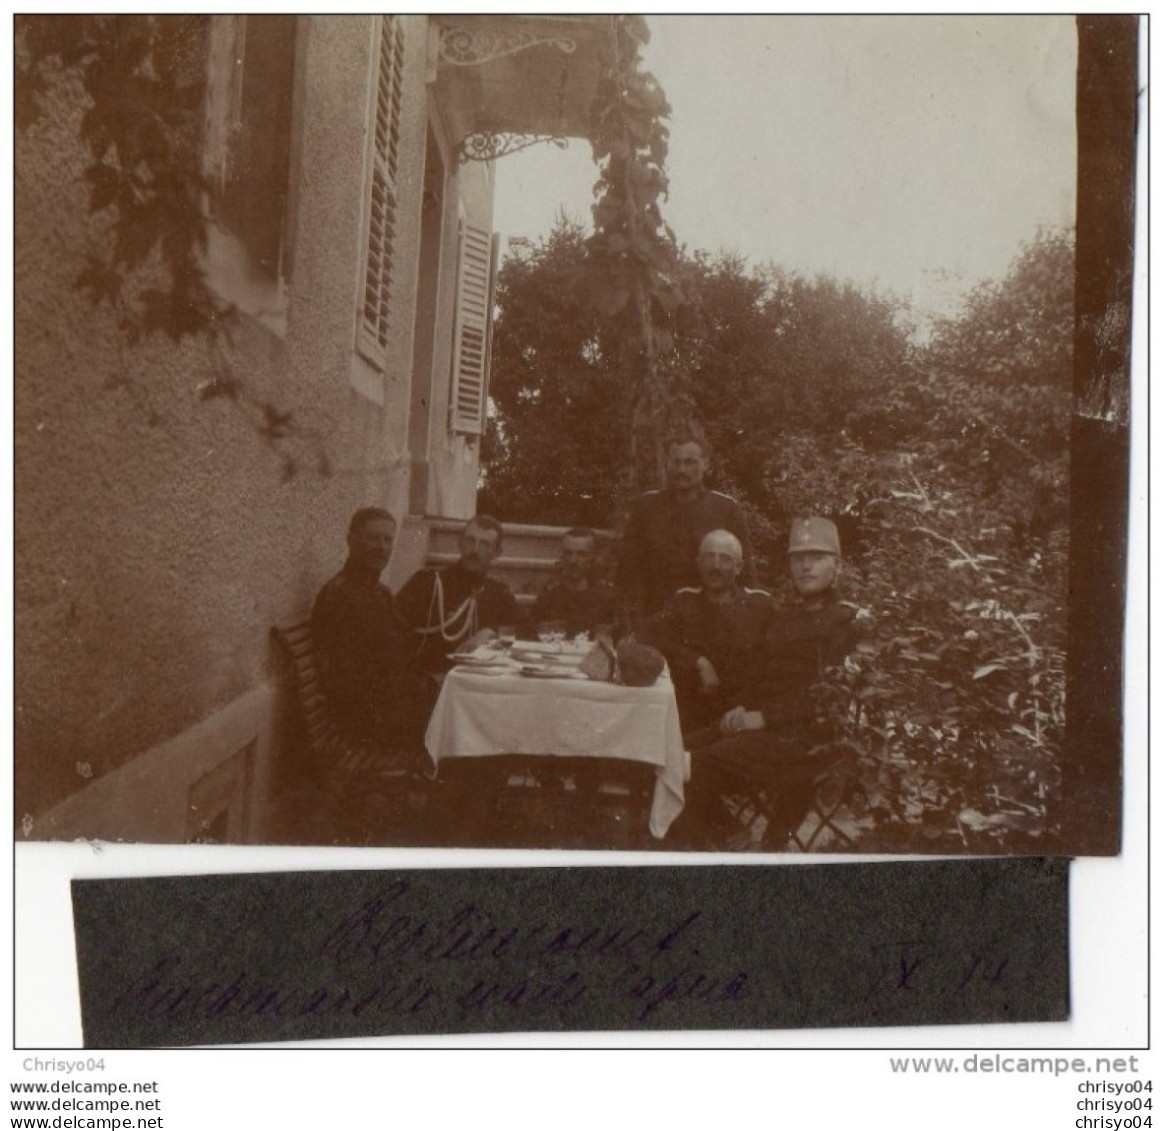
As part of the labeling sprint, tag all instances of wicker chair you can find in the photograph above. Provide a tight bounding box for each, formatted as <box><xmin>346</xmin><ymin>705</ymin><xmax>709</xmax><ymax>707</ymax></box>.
<box><xmin>270</xmin><ymin>622</ymin><xmax>427</xmax><ymax>844</ymax></box>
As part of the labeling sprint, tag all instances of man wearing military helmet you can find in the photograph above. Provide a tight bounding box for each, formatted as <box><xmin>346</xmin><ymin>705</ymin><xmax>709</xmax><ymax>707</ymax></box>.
<box><xmin>787</xmin><ymin>516</ymin><xmax>842</xmax><ymax>596</ymax></box>
<box><xmin>677</xmin><ymin>516</ymin><xmax>864</xmax><ymax>850</ymax></box>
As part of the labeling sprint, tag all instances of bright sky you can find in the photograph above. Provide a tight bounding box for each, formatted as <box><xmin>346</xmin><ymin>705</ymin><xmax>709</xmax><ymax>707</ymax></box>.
<box><xmin>493</xmin><ymin>15</ymin><xmax>1077</xmax><ymax>323</ymax></box>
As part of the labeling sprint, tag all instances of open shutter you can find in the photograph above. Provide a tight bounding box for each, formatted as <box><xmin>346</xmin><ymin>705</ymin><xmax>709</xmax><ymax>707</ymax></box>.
<box><xmin>357</xmin><ymin>16</ymin><xmax>405</xmax><ymax>367</ymax></box>
<box><xmin>449</xmin><ymin>222</ymin><xmax>497</xmax><ymax>434</ymax></box>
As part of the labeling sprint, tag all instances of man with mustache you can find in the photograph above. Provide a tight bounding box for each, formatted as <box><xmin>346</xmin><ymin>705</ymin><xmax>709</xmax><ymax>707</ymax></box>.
<box><xmin>617</xmin><ymin>426</ymin><xmax>753</xmax><ymax>621</ymax></box>
<box><xmin>646</xmin><ymin>528</ymin><xmax>776</xmax><ymax>733</ymax></box>
<box><xmin>395</xmin><ymin>513</ymin><xmax>519</xmax><ymax>675</ymax></box>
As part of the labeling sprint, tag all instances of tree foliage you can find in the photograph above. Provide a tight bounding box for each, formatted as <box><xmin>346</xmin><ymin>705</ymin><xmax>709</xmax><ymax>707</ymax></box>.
<box><xmin>925</xmin><ymin>228</ymin><xmax>1074</xmax><ymax>393</ymax></box>
<box><xmin>484</xmin><ymin>223</ymin><xmax>1074</xmax><ymax>851</ymax></box>
<box><xmin>583</xmin><ymin>15</ymin><xmax>686</xmax><ymax>491</ymax></box>
<box><xmin>480</xmin><ymin>221</ymin><xmax>624</xmax><ymax>525</ymax></box>
<box><xmin>485</xmin><ymin>224</ymin><xmax>915</xmax><ymax>572</ymax></box>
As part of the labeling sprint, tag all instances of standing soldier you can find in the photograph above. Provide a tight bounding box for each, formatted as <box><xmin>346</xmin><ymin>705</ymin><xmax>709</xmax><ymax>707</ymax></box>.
<box><xmin>617</xmin><ymin>426</ymin><xmax>753</xmax><ymax>620</ymax></box>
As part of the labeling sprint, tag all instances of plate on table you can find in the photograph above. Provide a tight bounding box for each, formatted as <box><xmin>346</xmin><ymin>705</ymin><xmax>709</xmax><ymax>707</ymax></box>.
<box><xmin>451</xmin><ymin>652</ymin><xmax>514</xmax><ymax>669</ymax></box>
<box><xmin>512</xmin><ymin>645</ymin><xmax>586</xmax><ymax>664</ymax></box>
<box><xmin>520</xmin><ymin>665</ymin><xmax>589</xmax><ymax>680</ymax></box>
<box><xmin>458</xmin><ymin>664</ymin><xmax>513</xmax><ymax>677</ymax></box>
<box><xmin>526</xmin><ymin>637</ymin><xmax>591</xmax><ymax>652</ymax></box>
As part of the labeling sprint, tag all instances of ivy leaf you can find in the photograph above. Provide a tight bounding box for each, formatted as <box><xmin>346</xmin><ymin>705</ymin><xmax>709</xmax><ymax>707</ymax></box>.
<box><xmin>621</xmin><ymin>15</ymin><xmax>651</xmax><ymax>46</ymax></box>
<box><xmin>74</xmin><ymin>254</ymin><xmax>122</xmax><ymax>305</ymax></box>
<box><xmin>84</xmin><ymin>163</ymin><xmax>120</xmax><ymax>213</ymax></box>
<box><xmin>973</xmin><ymin>663</ymin><xmax>1008</xmax><ymax>679</ymax></box>
<box><xmin>14</xmin><ymin>65</ymin><xmax>49</xmax><ymax>131</ymax></box>
<box><xmin>262</xmin><ymin>403</ymin><xmax>295</xmax><ymax>438</ymax></box>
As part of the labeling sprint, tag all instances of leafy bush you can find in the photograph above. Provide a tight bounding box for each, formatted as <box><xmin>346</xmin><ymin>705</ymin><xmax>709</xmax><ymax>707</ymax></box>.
<box><xmin>777</xmin><ymin>435</ymin><xmax>1067</xmax><ymax>852</ymax></box>
<box><xmin>484</xmin><ymin>224</ymin><xmax>1073</xmax><ymax>851</ymax></box>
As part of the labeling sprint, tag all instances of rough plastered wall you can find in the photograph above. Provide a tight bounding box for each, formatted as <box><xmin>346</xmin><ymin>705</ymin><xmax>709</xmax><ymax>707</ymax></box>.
<box><xmin>14</xmin><ymin>16</ymin><xmax>434</xmax><ymax>835</ymax></box>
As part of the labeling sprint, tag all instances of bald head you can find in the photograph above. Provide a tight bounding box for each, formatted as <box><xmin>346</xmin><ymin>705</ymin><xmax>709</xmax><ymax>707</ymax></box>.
<box><xmin>699</xmin><ymin>529</ymin><xmax>743</xmax><ymax>562</ymax></box>
<box><xmin>697</xmin><ymin>529</ymin><xmax>743</xmax><ymax>596</ymax></box>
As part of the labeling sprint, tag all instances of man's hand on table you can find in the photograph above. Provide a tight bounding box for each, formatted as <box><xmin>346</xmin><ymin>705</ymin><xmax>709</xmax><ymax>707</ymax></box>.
<box><xmin>464</xmin><ymin>628</ymin><xmax>498</xmax><ymax>651</ymax></box>
<box><xmin>695</xmin><ymin>656</ymin><xmax>721</xmax><ymax>694</ymax></box>
<box><xmin>718</xmin><ymin>706</ymin><xmax>766</xmax><ymax>735</ymax></box>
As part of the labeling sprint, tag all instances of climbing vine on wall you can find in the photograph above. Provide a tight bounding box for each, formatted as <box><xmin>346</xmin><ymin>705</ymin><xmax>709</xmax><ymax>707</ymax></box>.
<box><xmin>17</xmin><ymin>16</ymin><xmax>230</xmax><ymax>343</ymax></box>
<box><xmin>16</xmin><ymin>15</ymin><xmax>328</xmax><ymax>479</ymax></box>
<box><xmin>585</xmin><ymin>15</ymin><xmax>686</xmax><ymax>493</ymax></box>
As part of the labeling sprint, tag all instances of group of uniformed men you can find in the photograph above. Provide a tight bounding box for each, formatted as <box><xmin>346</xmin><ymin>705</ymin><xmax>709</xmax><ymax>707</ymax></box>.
<box><xmin>310</xmin><ymin>426</ymin><xmax>861</xmax><ymax>850</ymax></box>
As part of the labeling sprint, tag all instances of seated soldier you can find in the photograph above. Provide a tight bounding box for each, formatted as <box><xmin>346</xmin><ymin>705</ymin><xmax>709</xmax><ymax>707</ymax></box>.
<box><xmin>643</xmin><ymin>529</ymin><xmax>775</xmax><ymax>732</ymax></box>
<box><xmin>526</xmin><ymin>527</ymin><xmax>625</xmax><ymax>640</ymax></box>
<box><xmin>310</xmin><ymin>507</ymin><xmax>429</xmax><ymax>752</ymax></box>
<box><xmin>394</xmin><ymin>514</ymin><xmax>519</xmax><ymax>675</ymax></box>
<box><xmin>675</xmin><ymin>517</ymin><xmax>863</xmax><ymax>850</ymax></box>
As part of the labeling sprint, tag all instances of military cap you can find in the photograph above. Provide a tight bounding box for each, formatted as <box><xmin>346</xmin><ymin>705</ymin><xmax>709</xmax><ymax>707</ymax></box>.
<box><xmin>788</xmin><ymin>517</ymin><xmax>841</xmax><ymax>556</ymax></box>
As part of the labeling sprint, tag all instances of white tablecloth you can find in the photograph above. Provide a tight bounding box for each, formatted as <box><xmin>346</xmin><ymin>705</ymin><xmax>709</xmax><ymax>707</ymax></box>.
<box><xmin>425</xmin><ymin>667</ymin><xmax>689</xmax><ymax>838</ymax></box>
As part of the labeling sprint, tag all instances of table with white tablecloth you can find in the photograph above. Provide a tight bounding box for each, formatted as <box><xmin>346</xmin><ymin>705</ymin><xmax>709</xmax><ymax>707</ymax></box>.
<box><xmin>424</xmin><ymin>666</ymin><xmax>689</xmax><ymax>838</ymax></box>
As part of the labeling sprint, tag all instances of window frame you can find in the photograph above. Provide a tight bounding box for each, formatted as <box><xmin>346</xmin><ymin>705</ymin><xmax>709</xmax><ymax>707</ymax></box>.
<box><xmin>201</xmin><ymin>14</ymin><xmax>301</xmax><ymax>335</ymax></box>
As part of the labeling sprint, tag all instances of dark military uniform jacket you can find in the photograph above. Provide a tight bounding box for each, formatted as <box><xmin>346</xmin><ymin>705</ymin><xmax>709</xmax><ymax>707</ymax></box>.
<box><xmin>527</xmin><ymin>579</ymin><xmax>625</xmax><ymax>640</ymax></box>
<box><xmin>395</xmin><ymin>560</ymin><xmax>519</xmax><ymax>674</ymax></box>
<box><xmin>617</xmin><ymin>486</ymin><xmax>753</xmax><ymax>617</ymax></box>
<box><xmin>311</xmin><ymin>559</ymin><xmax>419</xmax><ymax>744</ymax></box>
<box><xmin>645</xmin><ymin>584</ymin><xmax>777</xmax><ymax>730</ymax></box>
<box><xmin>749</xmin><ymin>590</ymin><xmax>862</xmax><ymax>742</ymax></box>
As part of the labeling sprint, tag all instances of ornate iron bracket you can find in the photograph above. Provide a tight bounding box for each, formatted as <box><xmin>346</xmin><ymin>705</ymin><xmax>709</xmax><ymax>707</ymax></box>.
<box><xmin>457</xmin><ymin>132</ymin><xmax>570</xmax><ymax>166</ymax></box>
<box><xmin>437</xmin><ymin>27</ymin><xmax>577</xmax><ymax>67</ymax></box>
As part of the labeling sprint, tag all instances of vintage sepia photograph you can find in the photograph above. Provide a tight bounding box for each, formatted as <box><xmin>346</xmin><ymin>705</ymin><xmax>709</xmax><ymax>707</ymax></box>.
<box><xmin>14</xmin><ymin>15</ymin><xmax>1133</xmax><ymax>859</ymax></box>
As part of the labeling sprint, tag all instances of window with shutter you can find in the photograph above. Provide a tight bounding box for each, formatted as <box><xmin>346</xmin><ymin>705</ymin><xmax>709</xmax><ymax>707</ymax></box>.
<box><xmin>204</xmin><ymin>16</ymin><xmax>298</xmax><ymax>281</ymax></box>
<box><xmin>449</xmin><ymin>222</ymin><xmax>498</xmax><ymax>435</ymax></box>
<box><xmin>356</xmin><ymin>15</ymin><xmax>405</xmax><ymax>368</ymax></box>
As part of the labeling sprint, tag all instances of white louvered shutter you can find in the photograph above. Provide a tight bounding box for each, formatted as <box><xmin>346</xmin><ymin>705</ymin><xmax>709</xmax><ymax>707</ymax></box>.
<box><xmin>449</xmin><ymin>223</ymin><xmax>498</xmax><ymax>434</ymax></box>
<box><xmin>357</xmin><ymin>16</ymin><xmax>405</xmax><ymax>367</ymax></box>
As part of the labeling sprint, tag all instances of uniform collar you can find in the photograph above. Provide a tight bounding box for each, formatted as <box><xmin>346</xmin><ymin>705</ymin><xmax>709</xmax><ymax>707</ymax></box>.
<box><xmin>341</xmin><ymin>557</ymin><xmax>386</xmax><ymax>588</ymax></box>
<box><xmin>665</xmin><ymin>484</ymin><xmax>709</xmax><ymax>505</ymax></box>
<box><xmin>449</xmin><ymin>559</ymin><xmax>490</xmax><ymax>588</ymax></box>
<box><xmin>796</xmin><ymin>587</ymin><xmax>840</xmax><ymax>611</ymax></box>
<box><xmin>702</xmin><ymin>583</ymin><xmax>742</xmax><ymax>606</ymax></box>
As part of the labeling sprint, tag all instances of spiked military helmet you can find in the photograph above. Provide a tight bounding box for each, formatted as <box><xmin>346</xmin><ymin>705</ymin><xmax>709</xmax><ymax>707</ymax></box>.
<box><xmin>788</xmin><ymin>517</ymin><xmax>841</xmax><ymax>556</ymax></box>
